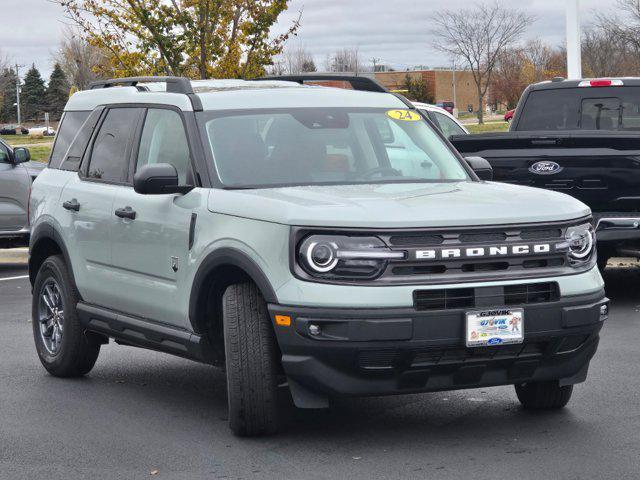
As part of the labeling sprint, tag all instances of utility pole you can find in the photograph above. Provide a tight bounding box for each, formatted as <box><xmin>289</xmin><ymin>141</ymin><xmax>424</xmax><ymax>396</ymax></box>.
<box><xmin>371</xmin><ymin>58</ymin><xmax>381</xmax><ymax>72</ymax></box>
<box><xmin>566</xmin><ymin>0</ymin><xmax>582</xmax><ymax>79</ymax></box>
<box><xmin>15</xmin><ymin>63</ymin><xmax>22</xmax><ymax>125</ymax></box>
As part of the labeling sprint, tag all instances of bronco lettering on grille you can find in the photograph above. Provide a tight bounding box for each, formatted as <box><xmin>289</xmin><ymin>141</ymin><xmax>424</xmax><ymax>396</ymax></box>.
<box><xmin>413</xmin><ymin>243</ymin><xmax>553</xmax><ymax>261</ymax></box>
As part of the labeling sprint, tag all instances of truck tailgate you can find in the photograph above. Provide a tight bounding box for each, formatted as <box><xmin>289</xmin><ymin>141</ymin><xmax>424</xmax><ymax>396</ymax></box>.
<box><xmin>451</xmin><ymin>132</ymin><xmax>640</xmax><ymax>213</ymax></box>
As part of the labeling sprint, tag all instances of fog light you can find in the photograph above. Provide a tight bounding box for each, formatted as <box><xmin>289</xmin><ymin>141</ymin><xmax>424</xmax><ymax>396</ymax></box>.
<box><xmin>600</xmin><ymin>304</ymin><xmax>608</xmax><ymax>317</ymax></box>
<box><xmin>309</xmin><ymin>324</ymin><xmax>321</xmax><ymax>336</ymax></box>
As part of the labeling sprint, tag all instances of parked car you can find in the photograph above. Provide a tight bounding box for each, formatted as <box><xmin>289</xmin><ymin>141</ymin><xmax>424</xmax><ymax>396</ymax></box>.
<box><xmin>436</xmin><ymin>101</ymin><xmax>455</xmax><ymax>114</ymax></box>
<box><xmin>504</xmin><ymin>109</ymin><xmax>515</xmax><ymax>122</ymax></box>
<box><xmin>0</xmin><ymin>139</ymin><xmax>42</xmax><ymax>248</ymax></box>
<box><xmin>29</xmin><ymin>75</ymin><xmax>607</xmax><ymax>437</ymax></box>
<box><xmin>29</xmin><ymin>126</ymin><xmax>56</xmax><ymax>136</ymax></box>
<box><xmin>414</xmin><ymin>102</ymin><xmax>469</xmax><ymax>137</ymax></box>
<box><xmin>451</xmin><ymin>77</ymin><xmax>640</xmax><ymax>269</ymax></box>
<box><xmin>0</xmin><ymin>124</ymin><xmax>29</xmax><ymax>135</ymax></box>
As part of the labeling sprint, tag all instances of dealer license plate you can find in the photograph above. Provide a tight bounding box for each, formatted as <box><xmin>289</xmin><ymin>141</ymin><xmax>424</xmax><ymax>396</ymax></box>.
<box><xmin>466</xmin><ymin>308</ymin><xmax>524</xmax><ymax>347</ymax></box>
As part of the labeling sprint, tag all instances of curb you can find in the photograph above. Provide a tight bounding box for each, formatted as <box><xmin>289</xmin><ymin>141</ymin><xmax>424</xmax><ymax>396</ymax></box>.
<box><xmin>0</xmin><ymin>248</ymin><xmax>28</xmax><ymax>264</ymax></box>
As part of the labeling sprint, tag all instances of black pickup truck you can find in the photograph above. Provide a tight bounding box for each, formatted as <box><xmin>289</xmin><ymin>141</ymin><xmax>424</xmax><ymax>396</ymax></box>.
<box><xmin>451</xmin><ymin>78</ymin><xmax>640</xmax><ymax>268</ymax></box>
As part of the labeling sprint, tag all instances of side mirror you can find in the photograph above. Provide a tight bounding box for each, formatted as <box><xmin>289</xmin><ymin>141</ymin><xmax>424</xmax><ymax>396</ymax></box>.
<box><xmin>12</xmin><ymin>147</ymin><xmax>30</xmax><ymax>164</ymax></box>
<box><xmin>134</xmin><ymin>163</ymin><xmax>194</xmax><ymax>195</ymax></box>
<box><xmin>465</xmin><ymin>156</ymin><xmax>493</xmax><ymax>181</ymax></box>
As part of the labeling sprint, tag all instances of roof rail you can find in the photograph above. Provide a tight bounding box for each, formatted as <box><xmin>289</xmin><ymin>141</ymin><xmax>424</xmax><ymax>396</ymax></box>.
<box><xmin>259</xmin><ymin>74</ymin><xmax>388</xmax><ymax>93</ymax></box>
<box><xmin>88</xmin><ymin>76</ymin><xmax>203</xmax><ymax>111</ymax></box>
<box><xmin>89</xmin><ymin>76</ymin><xmax>194</xmax><ymax>94</ymax></box>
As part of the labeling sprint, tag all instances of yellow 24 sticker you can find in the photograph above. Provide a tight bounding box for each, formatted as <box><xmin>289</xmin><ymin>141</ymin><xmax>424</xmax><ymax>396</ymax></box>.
<box><xmin>386</xmin><ymin>109</ymin><xmax>422</xmax><ymax>122</ymax></box>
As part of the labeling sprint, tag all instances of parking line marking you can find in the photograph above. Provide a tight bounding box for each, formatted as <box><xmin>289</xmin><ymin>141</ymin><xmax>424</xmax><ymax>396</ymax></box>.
<box><xmin>0</xmin><ymin>275</ymin><xmax>29</xmax><ymax>282</ymax></box>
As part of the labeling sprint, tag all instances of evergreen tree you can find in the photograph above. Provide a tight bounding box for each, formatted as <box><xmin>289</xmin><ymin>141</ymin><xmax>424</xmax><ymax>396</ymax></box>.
<box><xmin>46</xmin><ymin>63</ymin><xmax>70</xmax><ymax>121</ymax></box>
<box><xmin>0</xmin><ymin>68</ymin><xmax>18</xmax><ymax>123</ymax></box>
<box><xmin>21</xmin><ymin>64</ymin><xmax>46</xmax><ymax>122</ymax></box>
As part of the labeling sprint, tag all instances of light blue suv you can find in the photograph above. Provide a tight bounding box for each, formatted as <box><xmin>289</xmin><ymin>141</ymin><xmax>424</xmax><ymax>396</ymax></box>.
<box><xmin>29</xmin><ymin>76</ymin><xmax>608</xmax><ymax>436</ymax></box>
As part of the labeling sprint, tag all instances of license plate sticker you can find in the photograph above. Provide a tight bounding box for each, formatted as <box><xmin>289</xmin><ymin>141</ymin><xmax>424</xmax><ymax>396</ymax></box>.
<box><xmin>466</xmin><ymin>308</ymin><xmax>524</xmax><ymax>347</ymax></box>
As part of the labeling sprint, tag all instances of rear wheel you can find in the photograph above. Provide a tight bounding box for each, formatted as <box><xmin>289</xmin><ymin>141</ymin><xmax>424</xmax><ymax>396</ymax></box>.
<box><xmin>32</xmin><ymin>255</ymin><xmax>101</xmax><ymax>377</ymax></box>
<box><xmin>515</xmin><ymin>381</ymin><xmax>573</xmax><ymax>410</ymax></box>
<box><xmin>223</xmin><ymin>282</ymin><xmax>280</xmax><ymax>436</ymax></box>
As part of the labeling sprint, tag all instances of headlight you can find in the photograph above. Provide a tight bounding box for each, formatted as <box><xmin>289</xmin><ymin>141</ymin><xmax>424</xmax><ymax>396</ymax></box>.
<box><xmin>298</xmin><ymin>235</ymin><xmax>404</xmax><ymax>279</ymax></box>
<box><xmin>564</xmin><ymin>223</ymin><xmax>595</xmax><ymax>261</ymax></box>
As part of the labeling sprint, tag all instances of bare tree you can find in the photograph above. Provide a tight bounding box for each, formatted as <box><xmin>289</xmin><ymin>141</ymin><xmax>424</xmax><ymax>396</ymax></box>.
<box><xmin>326</xmin><ymin>47</ymin><xmax>363</xmax><ymax>73</ymax></box>
<box><xmin>582</xmin><ymin>26</ymin><xmax>637</xmax><ymax>77</ymax></box>
<box><xmin>282</xmin><ymin>45</ymin><xmax>317</xmax><ymax>74</ymax></box>
<box><xmin>523</xmin><ymin>40</ymin><xmax>553</xmax><ymax>82</ymax></box>
<box><xmin>431</xmin><ymin>2</ymin><xmax>533</xmax><ymax>123</ymax></box>
<box><xmin>53</xmin><ymin>28</ymin><xmax>110</xmax><ymax>90</ymax></box>
<box><xmin>597</xmin><ymin>0</ymin><xmax>640</xmax><ymax>54</ymax></box>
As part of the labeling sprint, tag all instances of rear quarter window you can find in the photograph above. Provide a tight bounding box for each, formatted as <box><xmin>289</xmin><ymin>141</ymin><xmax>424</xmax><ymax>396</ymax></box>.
<box><xmin>49</xmin><ymin>111</ymin><xmax>91</xmax><ymax>168</ymax></box>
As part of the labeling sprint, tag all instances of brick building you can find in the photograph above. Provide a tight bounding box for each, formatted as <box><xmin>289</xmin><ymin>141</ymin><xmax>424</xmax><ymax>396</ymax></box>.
<box><xmin>374</xmin><ymin>69</ymin><xmax>482</xmax><ymax>113</ymax></box>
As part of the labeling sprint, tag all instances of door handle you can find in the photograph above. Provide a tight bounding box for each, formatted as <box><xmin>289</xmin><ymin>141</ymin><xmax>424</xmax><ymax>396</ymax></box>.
<box><xmin>62</xmin><ymin>199</ymin><xmax>80</xmax><ymax>212</ymax></box>
<box><xmin>115</xmin><ymin>206</ymin><xmax>136</xmax><ymax>220</ymax></box>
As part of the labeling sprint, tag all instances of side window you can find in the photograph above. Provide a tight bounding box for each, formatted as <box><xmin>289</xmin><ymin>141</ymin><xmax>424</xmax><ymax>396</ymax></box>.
<box><xmin>49</xmin><ymin>111</ymin><xmax>91</xmax><ymax>168</ymax></box>
<box><xmin>0</xmin><ymin>142</ymin><xmax>10</xmax><ymax>163</ymax></box>
<box><xmin>87</xmin><ymin>108</ymin><xmax>142</xmax><ymax>183</ymax></box>
<box><xmin>136</xmin><ymin>109</ymin><xmax>192</xmax><ymax>184</ymax></box>
<box><xmin>432</xmin><ymin>112</ymin><xmax>466</xmax><ymax>137</ymax></box>
<box><xmin>59</xmin><ymin>108</ymin><xmax>104</xmax><ymax>172</ymax></box>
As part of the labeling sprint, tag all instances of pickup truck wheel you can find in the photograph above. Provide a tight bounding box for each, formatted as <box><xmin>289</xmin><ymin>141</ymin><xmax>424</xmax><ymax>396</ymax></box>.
<box><xmin>32</xmin><ymin>255</ymin><xmax>101</xmax><ymax>377</ymax></box>
<box><xmin>223</xmin><ymin>282</ymin><xmax>280</xmax><ymax>436</ymax></box>
<box><xmin>515</xmin><ymin>381</ymin><xmax>573</xmax><ymax>409</ymax></box>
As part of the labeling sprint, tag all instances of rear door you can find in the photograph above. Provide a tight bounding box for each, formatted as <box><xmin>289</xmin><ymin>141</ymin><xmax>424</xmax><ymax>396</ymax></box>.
<box><xmin>0</xmin><ymin>141</ymin><xmax>29</xmax><ymax>233</ymax></box>
<box><xmin>58</xmin><ymin>107</ymin><xmax>144</xmax><ymax>307</ymax></box>
<box><xmin>110</xmin><ymin>107</ymin><xmax>197</xmax><ymax>327</ymax></box>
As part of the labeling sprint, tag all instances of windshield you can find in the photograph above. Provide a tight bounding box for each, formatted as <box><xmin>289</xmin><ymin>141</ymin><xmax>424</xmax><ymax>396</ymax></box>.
<box><xmin>199</xmin><ymin>108</ymin><xmax>470</xmax><ymax>188</ymax></box>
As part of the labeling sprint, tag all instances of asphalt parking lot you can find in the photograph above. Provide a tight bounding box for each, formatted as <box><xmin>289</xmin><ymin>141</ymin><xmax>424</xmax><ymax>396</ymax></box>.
<box><xmin>1</xmin><ymin>256</ymin><xmax>640</xmax><ymax>480</ymax></box>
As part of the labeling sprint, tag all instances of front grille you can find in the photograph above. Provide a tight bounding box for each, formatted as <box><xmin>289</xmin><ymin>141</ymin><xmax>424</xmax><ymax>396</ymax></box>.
<box><xmin>375</xmin><ymin>220</ymin><xmax>589</xmax><ymax>284</ymax></box>
<box><xmin>414</xmin><ymin>282</ymin><xmax>559</xmax><ymax>311</ymax></box>
<box><xmin>357</xmin><ymin>342</ymin><xmax>549</xmax><ymax>371</ymax></box>
<box><xmin>388</xmin><ymin>234</ymin><xmax>443</xmax><ymax>246</ymax></box>
<box><xmin>504</xmin><ymin>283</ymin><xmax>560</xmax><ymax>305</ymax></box>
<box><xmin>414</xmin><ymin>288</ymin><xmax>475</xmax><ymax>310</ymax></box>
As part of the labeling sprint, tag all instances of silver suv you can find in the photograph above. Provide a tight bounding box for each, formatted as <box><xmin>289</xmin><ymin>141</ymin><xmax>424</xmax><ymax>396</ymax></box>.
<box><xmin>29</xmin><ymin>76</ymin><xmax>608</xmax><ymax>436</ymax></box>
<box><xmin>0</xmin><ymin>139</ymin><xmax>42</xmax><ymax>248</ymax></box>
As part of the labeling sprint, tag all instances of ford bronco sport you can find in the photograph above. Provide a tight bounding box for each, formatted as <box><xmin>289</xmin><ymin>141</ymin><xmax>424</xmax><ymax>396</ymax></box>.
<box><xmin>29</xmin><ymin>76</ymin><xmax>608</xmax><ymax>436</ymax></box>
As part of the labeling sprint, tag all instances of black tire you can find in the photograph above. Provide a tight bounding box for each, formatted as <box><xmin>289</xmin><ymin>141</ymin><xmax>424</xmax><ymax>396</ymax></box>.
<box><xmin>515</xmin><ymin>381</ymin><xmax>573</xmax><ymax>410</ymax></box>
<box><xmin>32</xmin><ymin>255</ymin><xmax>101</xmax><ymax>377</ymax></box>
<box><xmin>223</xmin><ymin>282</ymin><xmax>280</xmax><ymax>436</ymax></box>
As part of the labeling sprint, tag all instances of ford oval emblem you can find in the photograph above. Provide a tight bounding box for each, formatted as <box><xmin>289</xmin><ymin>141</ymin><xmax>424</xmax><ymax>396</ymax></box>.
<box><xmin>487</xmin><ymin>338</ymin><xmax>503</xmax><ymax>345</ymax></box>
<box><xmin>529</xmin><ymin>161</ymin><xmax>563</xmax><ymax>175</ymax></box>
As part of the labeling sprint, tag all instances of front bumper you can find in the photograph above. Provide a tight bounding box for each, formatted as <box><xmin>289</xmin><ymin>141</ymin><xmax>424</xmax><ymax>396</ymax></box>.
<box><xmin>269</xmin><ymin>289</ymin><xmax>608</xmax><ymax>408</ymax></box>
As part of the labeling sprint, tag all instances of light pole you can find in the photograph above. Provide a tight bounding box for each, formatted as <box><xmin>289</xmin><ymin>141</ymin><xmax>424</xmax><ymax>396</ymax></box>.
<box><xmin>15</xmin><ymin>63</ymin><xmax>22</xmax><ymax>125</ymax></box>
<box><xmin>452</xmin><ymin>59</ymin><xmax>458</xmax><ymax>118</ymax></box>
<box><xmin>566</xmin><ymin>0</ymin><xmax>582</xmax><ymax>79</ymax></box>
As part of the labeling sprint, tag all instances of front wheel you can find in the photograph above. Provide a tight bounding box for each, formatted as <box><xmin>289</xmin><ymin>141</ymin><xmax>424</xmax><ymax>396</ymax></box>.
<box><xmin>223</xmin><ymin>282</ymin><xmax>280</xmax><ymax>436</ymax></box>
<box><xmin>32</xmin><ymin>255</ymin><xmax>101</xmax><ymax>377</ymax></box>
<box><xmin>515</xmin><ymin>381</ymin><xmax>573</xmax><ymax>410</ymax></box>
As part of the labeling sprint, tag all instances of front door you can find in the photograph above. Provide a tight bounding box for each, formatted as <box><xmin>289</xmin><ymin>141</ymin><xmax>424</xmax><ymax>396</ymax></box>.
<box><xmin>59</xmin><ymin>107</ymin><xmax>144</xmax><ymax>307</ymax></box>
<box><xmin>110</xmin><ymin>107</ymin><xmax>197</xmax><ymax>327</ymax></box>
